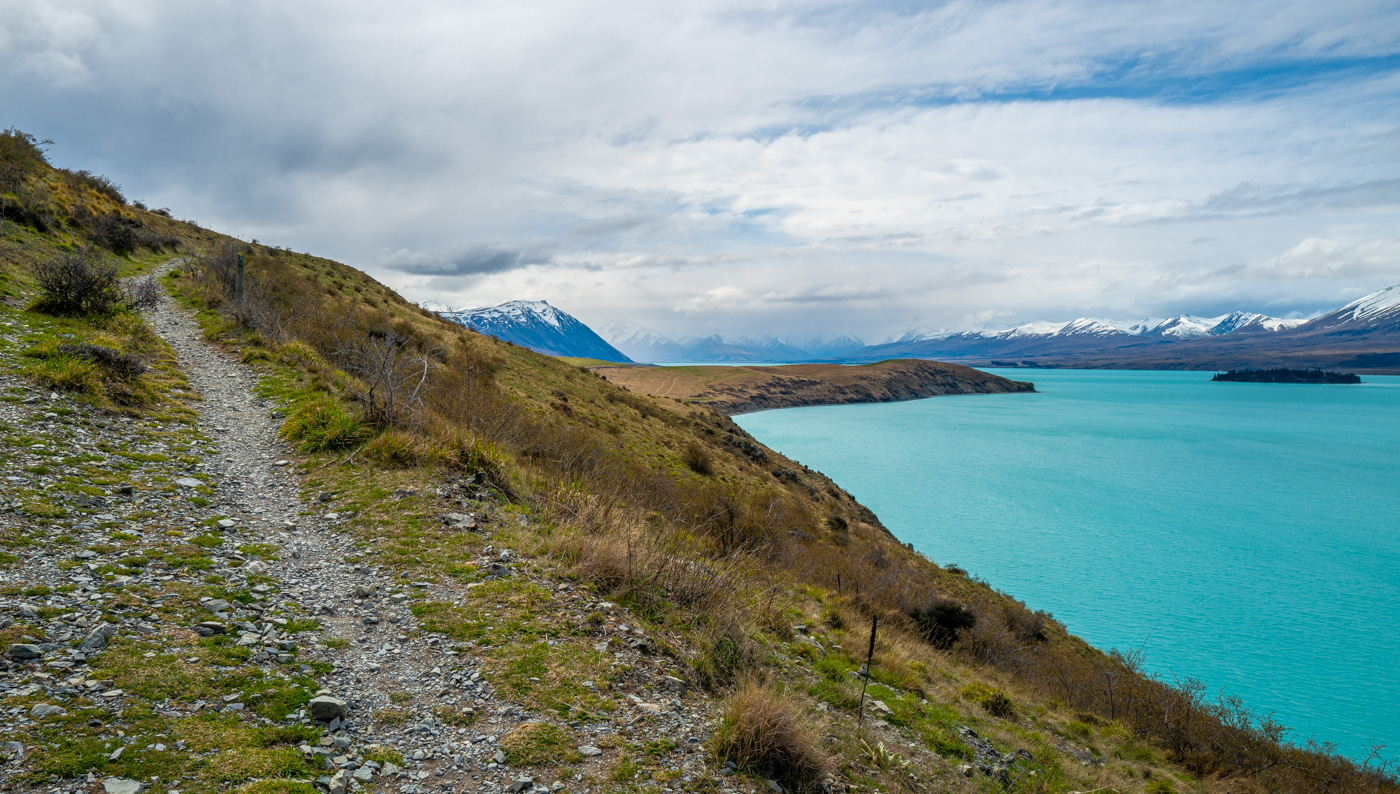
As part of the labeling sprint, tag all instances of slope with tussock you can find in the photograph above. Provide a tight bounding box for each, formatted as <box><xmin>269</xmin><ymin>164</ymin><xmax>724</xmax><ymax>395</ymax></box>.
<box><xmin>2</xmin><ymin>129</ymin><xmax>1396</xmax><ymax>794</ymax></box>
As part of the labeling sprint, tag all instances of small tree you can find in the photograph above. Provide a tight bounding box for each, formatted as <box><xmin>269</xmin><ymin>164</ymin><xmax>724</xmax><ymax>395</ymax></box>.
<box><xmin>32</xmin><ymin>251</ymin><xmax>123</xmax><ymax>315</ymax></box>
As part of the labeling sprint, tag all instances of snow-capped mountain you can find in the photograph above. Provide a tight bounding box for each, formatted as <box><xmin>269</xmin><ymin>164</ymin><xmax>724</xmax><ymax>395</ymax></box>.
<box><xmin>1306</xmin><ymin>284</ymin><xmax>1400</xmax><ymax>331</ymax></box>
<box><xmin>441</xmin><ymin>300</ymin><xmax>631</xmax><ymax>362</ymax></box>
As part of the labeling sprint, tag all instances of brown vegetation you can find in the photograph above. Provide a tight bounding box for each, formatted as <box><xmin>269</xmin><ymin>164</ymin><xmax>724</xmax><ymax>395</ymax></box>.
<box><xmin>591</xmin><ymin>359</ymin><xmax>1034</xmax><ymax>414</ymax></box>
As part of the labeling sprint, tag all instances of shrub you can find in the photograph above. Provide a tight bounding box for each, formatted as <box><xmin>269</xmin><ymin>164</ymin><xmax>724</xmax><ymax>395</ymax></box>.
<box><xmin>909</xmin><ymin>598</ymin><xmax>977</xmax><ymax>649</ymax></box>
<box><xmin>710</xmin><ymin>684</ymin><xmax>830</xmax><ymax>792</ymax></box>
<box><xmin>683</xmin><ymin>442</ymin><xmax>714</xmax><ymax>475</ymax></box>
<box><xmin>280</xmin><ymin>397</ymin><xmax>367</xmax><ymax>452</ymax></box>
<box><xmin>961</xmin><ymin>683</ymin><xmax>1015</xmax><ymax>719</ymax></box>
<box><xmin>1146</xmin><ymin>781</ymin><xmax>1176</xmax><ymax>794</ymax></box>
<box><xmin>121</xmin><ymin>275</ymin><xmax>162</xmax><ymax>311</ymax></box>
<box><xmin>55</xmin><ymin>344</ymin><xmax>145</xmax><ymax>378</ymax></box>
<box><xmin>31</xmin><ymin>251</ymin><xmax>123</xmax><ymax>315</ymax></box>
<box><xmin>90</xmin><ymin>213</ymin><xmax>138</xmax><ymax>254</ymax></box>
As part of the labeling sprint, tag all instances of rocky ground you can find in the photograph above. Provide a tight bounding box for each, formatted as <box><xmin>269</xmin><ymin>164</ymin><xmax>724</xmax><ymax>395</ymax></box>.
<box><xmin>0</xmin><ymin>277</ymin><xmax>740</xmax><ymax>794</ymax></box>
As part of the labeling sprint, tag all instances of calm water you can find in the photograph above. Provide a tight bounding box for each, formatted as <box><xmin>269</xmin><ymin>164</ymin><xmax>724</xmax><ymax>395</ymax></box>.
<box><xmin>734</xmin><ymin>369</ymin><xmax>1400</xmax><ymax>757</ymax></box>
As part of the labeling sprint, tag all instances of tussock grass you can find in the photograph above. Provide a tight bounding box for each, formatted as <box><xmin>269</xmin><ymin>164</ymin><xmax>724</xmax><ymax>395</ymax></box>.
<box><xmin>710</xmin><ymin>683</ymin><xmax>831</xmax><ymax>792</ymax></box>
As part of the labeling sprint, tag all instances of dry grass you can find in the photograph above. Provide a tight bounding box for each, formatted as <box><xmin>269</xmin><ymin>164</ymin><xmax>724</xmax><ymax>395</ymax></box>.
<box><xmin>710</xmin><ymin>683</ymin><xmax>832</xmax><ymax>792</ymax></box>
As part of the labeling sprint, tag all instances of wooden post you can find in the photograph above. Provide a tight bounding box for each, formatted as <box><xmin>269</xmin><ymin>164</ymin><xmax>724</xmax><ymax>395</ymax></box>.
<box><xmin>235</xmin><ymin>253</ymin><xmax>246</xmax><ymax>306</ymax></box>
<box><xmin>858</xmin><ymin>614</ymin><xmax>877</xmax><ymax>725</ymax></box>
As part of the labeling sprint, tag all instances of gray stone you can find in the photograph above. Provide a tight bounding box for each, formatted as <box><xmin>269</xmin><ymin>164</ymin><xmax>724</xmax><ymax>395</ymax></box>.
<box><xmin>217</xmin><ymin>518</ymin><xmax>237</xmax><ymax>529</ymax></box>
<box><xmin>508</xmin><ymin>779</ymin><xmax>534</xmax><ymax>793</ymax></box>
<box><xmin>1</xmin><ymin>741</ymin><xmax>22</xmax><ymax>761</ymax></box>
<box><xmin>30</xmin><ymin>703</ymin><xmax>67</xmax><ymax>718</ymax></box>
<box><xmin>487</xmin><ymin>562</ymin><xmax>510</xmax><ymax>578</ymax></box>
<box><xmin>174</xmin><ymin>477</ymin><xmax>204</xmax><ymax>488</ymax></box>
<box><xmin>327</xmin><ymin>770</ymin><xmax>350</xmax><ymax>794</ymax></box>
<box><xmin>103</xmin><ymin>779</ymin><xmax>145</xmax><ymax>794</ymax></box>
<box><xmin>442</xmin><ymin>512</ymin><xmax>478</xmax><ymax>530</ymax></box>
<box><xmin>352</xmin><ymin>584</ymin><xmax>373</xmax><ymax>598</ymax></box>
<box><xmin>196</xmin><ymin>621</ymin><xmax>227</xmax><ymax>635</ymax></box>
<box><xmin>352</xmin><ymin>766</ymin><xmax>374</xmax><ymax>782</ymax></box>
<box><xmin>203</xmin><ymin>599</ymin><xmax>232</xmax><ymax>614</ymax></box>
<box><xmin>17</xmin><ymin>604</ymin><xmax>39</xmax><ymax>619</ymax></box>
<box><xmin>577</xmin><ymin>745</ymin><xmax>602</xmax><ymax>758</ymax></box>
<box><xmin>79</xmin><ymin>624</ymin><xmax>116</xmax><ymax>652</ymax></box>
<box><xmin>7</xmin><ymin>643</ymin><xmax>42</xmax><ymax>660</ymax></box>
<box><xmin>662</xmin><ymin>675</ymin><xmax>688</xmax><ymax>695</ymax></box>
<box><xmin>493</xmin><ymin>749</ymin><xmax>507</xmax><ymax>764</ymax></box>
<box><xmin>308</xmin><ymin>695</ymin><xmax>348</xmax><ymax>721</ymax></box>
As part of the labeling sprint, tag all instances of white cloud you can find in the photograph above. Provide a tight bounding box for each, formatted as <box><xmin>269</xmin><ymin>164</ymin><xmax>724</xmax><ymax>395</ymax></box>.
<box><xmin>1</xmin><ymin>0</ymin><xmax>1397</xmax><ymax>337</ymax></box>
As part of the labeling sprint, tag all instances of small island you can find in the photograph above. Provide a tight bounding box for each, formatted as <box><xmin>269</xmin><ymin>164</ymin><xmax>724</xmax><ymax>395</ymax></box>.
<box><xmin>1212</xmin><ymin>368</ymin><xmax>1361</xmax><ymax>384</ymax></box>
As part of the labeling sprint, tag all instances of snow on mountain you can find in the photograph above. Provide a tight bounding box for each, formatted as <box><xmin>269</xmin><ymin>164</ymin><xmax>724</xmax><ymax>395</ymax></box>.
<box><xmin>441</xmin><ymin>300</ymin><xmax>631</xmax><ymax>362</ymax></box>
<box><xmin>1310</xmin><ymin>284</ymin><xmax>1400</xmax><ymax>329</ymax></box>
<box><xmin>1209</xmin><ymin>311</ymin><xmax>1305</xmax><ymax>334</ymax></box>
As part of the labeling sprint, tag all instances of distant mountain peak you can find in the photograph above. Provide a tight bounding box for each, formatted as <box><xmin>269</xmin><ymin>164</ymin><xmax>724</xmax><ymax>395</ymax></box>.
<box><xmin>441</xmin><ymin>300</ymin><xmax>629</xmax><ymax>362</ymax></box>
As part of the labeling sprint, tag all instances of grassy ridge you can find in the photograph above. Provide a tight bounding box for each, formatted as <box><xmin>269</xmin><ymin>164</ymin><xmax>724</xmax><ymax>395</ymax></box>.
<box><xmin>589</xmin><ymin>359</ymin><xmax>1035</xmax><ymax>415</ymax></box>
<box><xmin>3</xmin><ymin>128</ymin><xmax>1396</xmax><ymax>794</ymax></box>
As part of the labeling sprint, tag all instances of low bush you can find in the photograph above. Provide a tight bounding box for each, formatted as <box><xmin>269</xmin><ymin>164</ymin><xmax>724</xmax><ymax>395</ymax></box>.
<box><xmin>683</xmin><ymin>442</ymin><xmax>713</xmax><ymax>475</ymax></box>
<box><xmin>55</xmin><ymin>343</ymin><xmax>146</xmax><ymax>377</ymax></box>
<box><xmin>280</xmin><ymin>396</ymin><xmax>367</xmax><ymax>452</ymax></box>
<box><xmin>710</xmin><ymin>683</ymin><xmax>830</xmax><ymax>792</ymax></box>
<box><xmin>961</xmin><ymin>682</ymin><xmax>1016</xmax><ymax>718</ymax></box>
<box><xmin>909</xmin><ymin>598</ymin><xmax>977</xmax><ymax>648</ymax></box>
<box><xmin>31</xmin><ymin>251</ymin><xmax>123</xmax><ymax>315</ymax></box>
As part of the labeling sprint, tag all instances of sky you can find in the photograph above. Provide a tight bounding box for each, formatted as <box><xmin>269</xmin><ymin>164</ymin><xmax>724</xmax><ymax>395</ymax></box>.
<box><xmin>2</xmin><ymin>0</ymin><xmax>1399</xmax><ymax>341</ymax></box>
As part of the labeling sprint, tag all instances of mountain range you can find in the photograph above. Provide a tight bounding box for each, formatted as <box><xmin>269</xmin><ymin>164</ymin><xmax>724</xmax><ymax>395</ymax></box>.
<box><xmin>439</xmin><ymin>283</ymin><xmax>1400</xmax><ymax>372</ymax></box>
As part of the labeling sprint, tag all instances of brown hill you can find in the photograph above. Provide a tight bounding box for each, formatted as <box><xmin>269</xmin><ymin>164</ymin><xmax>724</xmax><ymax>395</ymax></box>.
<box><xmin>590</xmin><ymin>359</ymin><xmax>1034</xmax><ymax>414</ymax></box>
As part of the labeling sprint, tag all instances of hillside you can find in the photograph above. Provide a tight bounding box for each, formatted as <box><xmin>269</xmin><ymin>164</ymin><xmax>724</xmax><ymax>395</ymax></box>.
<box><xmin>1</xmin><ymin>129</ymin><xmax>1396</xmax><ymax>794</ymax></box>
<box><xmin>590</xmin><ymin>360</ymin><xmax>1034</xmax><ymax>415</ymax></box>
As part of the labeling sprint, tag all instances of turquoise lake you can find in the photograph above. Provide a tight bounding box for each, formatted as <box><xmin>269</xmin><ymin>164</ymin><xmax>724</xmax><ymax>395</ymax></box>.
<box><xmin>733</xmin><ymin>368</ymin><xmax>1400</xmax><ymax>758</ymax></box>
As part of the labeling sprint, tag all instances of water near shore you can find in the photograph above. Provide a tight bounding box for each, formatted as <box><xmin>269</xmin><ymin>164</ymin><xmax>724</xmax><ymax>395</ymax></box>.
<box><xmin>734</xmin><ymin>368</ymin><xmax>1400</xmax><ymax>757</ymax></box>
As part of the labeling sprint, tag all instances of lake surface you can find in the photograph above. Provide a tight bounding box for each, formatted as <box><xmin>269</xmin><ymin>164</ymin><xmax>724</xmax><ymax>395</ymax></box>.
<box><xmin>733</xmin><ymin>368</ymin><xmax>1400</xmax><ymax>757</ymax></box>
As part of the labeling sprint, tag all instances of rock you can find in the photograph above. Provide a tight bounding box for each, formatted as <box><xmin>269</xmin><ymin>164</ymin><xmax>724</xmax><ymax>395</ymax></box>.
<box><xmin>7</xmin><ymin>643</ymin><xmax>42</xmax><ymax>660</ymax></box>
<box><xmin>957</xmin><ymin>764</ymin><xmax>974</xmax><ymax>778</ymax></box>
<box><xmin>217</xmin><ymin>518</ymin><xmax>237</xmax><ymax>529</ymax></box>
<box><xmin>17</xmin><ymin>604</ymin><xmax>39</xmax><ymax>619</ymax></box>
<box><xmin>442</xmin><ymin>512</ymin><xmax>478</xmax><ymax>530</ymax></box>
<box><xmin>327</xmin><ymin>769</ymin><xmax>350</xmax><ymax>794</ymax></box>
<box><xmin>493</xmin><ymin>749</ymin><xmax>507</xmax><ymax>765</ymax></box>
<box><xmin>30</xmin><ymin>703</ymin><xmax>67</xmax><ymax>718</ymax></box>
<box><xmin>577</xmin><ymin>745</ymin><xmax>603</xmax><ymax>757</ymax></box>
<box><xmin>308</xmin><ymin>695</ymin><xmax>348</xmax><ymax>721</ymax></box>
<box><xmin>1</xmin><ymin>740</ymin><xmax>23</xmax><ymax>761</ymax></box>
<box><xmin>244</xmin><ymin>560</ymin><xmax>268</xmax><ymax>575</ymax></box>
<box><xmin>174</xmin><ymin>477</ymin><xmax>204</xmax><ymax>488</ymax></box>
<box><xmin>74</xmin><ymin>549</ymin><xmax>98</xmax><ymax>560</ymax></box>
<box><xmin>203</xmin><ymin>599</ymin><xmax>232</xmax><ymax>614</ymax></box>
<box><xmin>352</xmin><ymin>766</ymin><xmax>374</xmax><ymax>782</ymax></box>
<box><xmin>487</xmin><ymin>562</ymin><xmax>510</xmax><ymax>578</ymax></box>
<box><xmin>352</xmin><ymin>584</ymin><xmax>373</xmax><ymax>598</ymax></box>
<box><xmin>79</xmin><ymin>624</ymin><xmax>116</xmax><ymax>652</ymax></box>
<box><xmin>508</xmin><ymin>779</ymin><xmax>534</xmax><ymax>793</ymax></box>
<box><xmin>196</xmin><ymin>621</ymin><xmax>227</xmax><ymax>636</ymax></box>
<box><xmin>103</xmin><ymin>779</ymin><xmax>145</xmax><ymax>794</ymax></box>
<box><xmin>662</xmin><ymin>675</ymin><xmax>688</xmax><ymax>695</ymax></box>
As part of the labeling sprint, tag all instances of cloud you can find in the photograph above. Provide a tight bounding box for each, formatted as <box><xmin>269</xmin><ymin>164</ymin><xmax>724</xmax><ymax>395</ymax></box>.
<box><xmin>0</xmin><ymin>0</ymin><xmax>1397</xmax><ymax>337</ymax></box>
<box><xmin>383</xmin><ymin>245</ymin><xmax>556</xmax><ymax>278</ymax></box>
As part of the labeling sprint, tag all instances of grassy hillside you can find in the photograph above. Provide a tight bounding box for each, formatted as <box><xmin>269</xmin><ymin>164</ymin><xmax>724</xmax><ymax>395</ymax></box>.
<box><xmin>2</xmin><ymin>128</ymin><xmax>1396</xmax><ymax>794</ymax></box>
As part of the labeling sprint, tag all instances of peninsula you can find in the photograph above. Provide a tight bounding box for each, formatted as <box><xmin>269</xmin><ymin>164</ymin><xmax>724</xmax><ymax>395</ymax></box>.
<box><xmin>588</xmin><ymin>358</ymin><xmax>1035</xmax><ymax>414</ymax></box>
